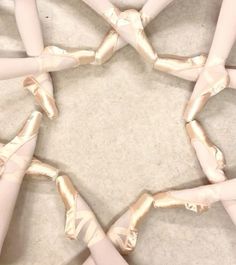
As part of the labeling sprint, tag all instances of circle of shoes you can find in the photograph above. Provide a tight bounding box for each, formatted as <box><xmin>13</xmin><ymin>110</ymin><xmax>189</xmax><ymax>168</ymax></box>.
<box><xmin>2</xmin><ymin>3</ymin><xmax>234</xmax><ymax>260</ymax></box>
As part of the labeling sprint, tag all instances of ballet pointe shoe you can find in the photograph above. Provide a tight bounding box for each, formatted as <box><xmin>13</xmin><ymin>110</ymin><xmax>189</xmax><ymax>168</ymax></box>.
<box><xmin>186</xmin><ymin>120</ymin><xmax>226</xmax><ymax>183</ymax></box>
<box><xmin>56</xmin><ymin>175</ymin><xmax>105</xmax><ymax>246</ymax></box>
<box><xmin>153</xmin><ymin>191</ymin><xmax>209</xmax><ymax>213</ymax></box>
<box><xmin>26</xmin><ymin>158</ymin><xmax>59</xmax><ymax>181</ymax></box>
<box><xmin>0</xmin><ymin>111</ymin><xmax>42</xmax><ymax>180</ymax></box>
<box><xmin>104</xmin><ymin>8</ymin><xmax>157</xmax><ymax>64</ymax></box>
<box><xmin>107</xmin><ymin>193</ymin><xmax>153</xmax><ymax>254</ymax></box>
<box><xmin>40</xmin><ymin>46</ymin><xmax>95</xmax><ymax>72</ymax></box>
<box><xmin>184</xmin><ymin>65</ymin><xmax>229</xmax><ymax>122</ymax></box>
<box><xmin>94</xmin><ymin>29</ymin><xmax>119</xmax><ymax>65</ymax></box>
<box><xmin>23</xmin><ymin>74</ymin><xmax>58</xmax><ymax>120</ymax></box>
<box><xmin>154</xmin><ymin>54</ymin><xmax>207</xmax><ymax>80</ymax></box>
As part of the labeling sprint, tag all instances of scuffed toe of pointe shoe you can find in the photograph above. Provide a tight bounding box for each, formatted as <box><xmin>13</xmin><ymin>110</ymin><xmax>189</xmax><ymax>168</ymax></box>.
<box><xmin>18</xmin><ymin>111</ymin><xmax>42</xmax><ymax>137</ymax></box>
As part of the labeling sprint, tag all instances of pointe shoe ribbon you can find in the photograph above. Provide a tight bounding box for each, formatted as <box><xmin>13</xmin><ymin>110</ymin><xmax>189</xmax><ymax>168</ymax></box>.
<box><xmin>108</xmin><ymin>226</ymin><xmax>138</xmax><ymax>254</ymax></box>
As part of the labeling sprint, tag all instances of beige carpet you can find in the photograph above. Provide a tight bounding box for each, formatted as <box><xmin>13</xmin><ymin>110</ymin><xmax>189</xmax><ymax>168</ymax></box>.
<box><xmin>0</xmin><ymin>0</ymin><xmax>236</xmax><ymax>264</ymax></box>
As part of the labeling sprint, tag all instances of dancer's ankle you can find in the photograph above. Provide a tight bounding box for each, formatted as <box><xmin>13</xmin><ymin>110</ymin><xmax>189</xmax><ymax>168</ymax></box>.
<box><xmin>140</xmin><ymin>11</ymin><xmax>152</xmax><ymax>26</ymax></box>
<box><xmin>205</xmin><ymin>56</ymin><xmax>226</xmax><ymax>68</ymax></box>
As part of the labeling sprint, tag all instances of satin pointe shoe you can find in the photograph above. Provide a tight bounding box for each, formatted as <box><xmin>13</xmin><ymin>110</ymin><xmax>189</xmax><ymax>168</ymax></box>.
<box><xmin>184</xmin><ymin>64</ymin><xmax>230</xmax><ymax>122</ymax></box>
<box><xmin>39</xmin><ymin>46</ymin><xmax>96</xmax><ymax>72</ymax></box>
<box><xmin>103</xmin><ymin>8</ymin><xmax>157</xmax><ymax>64</ymax></box>
<box><xmin>154</xmin><ymin>54</ymin><xmax>207</xmax><ymax>81</ymax></box>
<box><xmin>56</xmin><ymin>175</ymin><xmax>105</xmax><ymax>246</ymax></box>
<box><xmin>107</xmin><ymin>193</ymin><xmax>153</xmax><ymax>255</ymax></box>
<box><xmin>23</xmin><ymin>73</ymin><xmax>58</xmax><ymax>119</ymax></box>
<box><xmin>0</xmin><ymin>111</ymin><xmax>42</xmax><ymax>181</ymax></box>
<box><xmin>153</xmin><ymin>191</ymin><xmax>209</xmax><ymax>213</ymax></box>
<box><xmin>186</xmin><ymin>120</ymin><xmax>226</xmax><ymax>183</ymax></box>
<box><xmin>94</xmin><ymin>29</ymin><xmax>120</xmax><ymax>65</ymax></box>
<box><xmin>26</xmin><ymin>158</ymin><xmax>59</xmax><ymax>181</ymax></box>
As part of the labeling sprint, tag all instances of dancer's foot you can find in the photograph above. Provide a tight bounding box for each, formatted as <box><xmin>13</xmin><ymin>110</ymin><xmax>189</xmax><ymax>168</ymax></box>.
<box><xmin>107</xmin><ymin>193</ymin><xmax>153</xmax><ymax>254</ymax></box>
<box><xmin>184</xmin><ymin>62</ymin><xmax>229</xmax><ymax>122</ymax></box>
<box><xmin>56</xmin><ymin>175</ymin><xmax>105</xmax><ymax>246</ymax></box>
<box><xmin>23</xmin><ymin>73</ymin><xmax>58</xmax><ymax>119</ymax></box>
<box><xmin>154</xmin><ymin>54</ymin><xmax>207</xmax><ymax>81</ymax></box>
<box><xmin>38</xmin><ymin>46</ymin><xmax>95</xmax><ymax>73</ymax></box>
<box><xmin>153</xmin><ymin>191</ymin><xmax>210</xmax><ymax>213</ymax></box>
<box><xmin>186</xmin><ymin>120</ymin><xmax>226</xmax><ymax>183</ymax></box>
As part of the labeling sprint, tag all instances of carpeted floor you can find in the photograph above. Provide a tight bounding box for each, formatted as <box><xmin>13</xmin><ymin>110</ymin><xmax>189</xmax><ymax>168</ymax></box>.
<box><xmin>0</xmin><ymin>0</ymin><xmax>236</xmax><ymax>264</ymax></box>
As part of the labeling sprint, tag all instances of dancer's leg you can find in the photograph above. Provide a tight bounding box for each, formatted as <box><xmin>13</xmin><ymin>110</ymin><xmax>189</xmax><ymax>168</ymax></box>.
<box><xmin>184</xmin><ymin>0</ymin><xmax>236</xmax><ymax>121</ymax></box>
<box><xmin>82</xmin><ymin>0</ymin><xmax>115</xmax><ymax>17</ymax></box>
<box><xmin>14</xmin><ymin>0</ymin><xmax>58</xmax><ymax>118</ymax></box>
<box><xmin>207</xmin><ymin>0</ymin><xmax>236</xmax><ymax>65</ymax></box>
<box><xmin>56</xmin><ymin>175</ymin><xmax>129</xmax><ymax>265</ymax></box>
<box><xmin>0</xmin><ymin>112</ymin><xmax>41</xmax><ymax>253</ymax></box>
<box><xmin>168</xmin><ymin>178</ymin><xmax>236</xmax><ymax>205</ymax></box>
<box><xmin>14</xmin><ymin>0</ymin><xmax>44</xmax><ymax>56</ymax></box>
<box><xmin>0</xmin><ymin>57</ymin><xmax>40</xmax><ymax>79</ymax></box>
<box><xmin>141</xmin><ymin>0</ymin><xmax>174</xmax><ymax>23</ymax></box>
